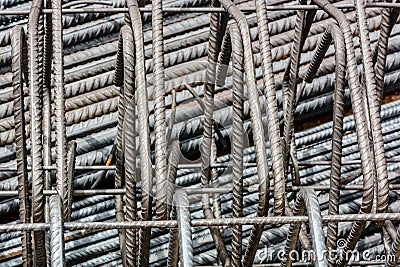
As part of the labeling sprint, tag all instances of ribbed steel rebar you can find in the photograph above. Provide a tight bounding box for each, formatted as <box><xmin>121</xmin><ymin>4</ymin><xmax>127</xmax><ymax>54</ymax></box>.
<box><xmin>166</xmin><ymin>141</ymin><xmax>180</xmax><ymax>217</ymax></box>
<box><xmin>153</xmin><ymin>0</ymin><xmax>169</xmax><ymax>222</ymax></box>
<box><xmin>218</xmin><ymin>25</ymin><xmax>245</xmax><ymax>267</ymax></box>
<box><xmin>11</xmin><ymin>25</ymin><xmax>32</xmax><ymax>267</ymax></box>
<box><xmin>113</xmin><ymin>25</ymin><xmax>126</xmax><ymax>266</ymax></box>
<box><xmin>121</xmin><ymin>24</ymin><xmax>137</xmax><ymax>267</ymax></box>
<box><xmin>52</xmin><ymin>0</ymin><xmax>69</xmax><ymax>236</ymax></box>
<box><xmin>207</xmin><ymin>1</ymin><xmax>270</xmax><ymax>266</ymax></box>
<box><xmin>126</xmin><ymin>0</ymin><xmax>152</xmax><ymax>266</ymax></box>
<box><xmin>42</xmin><ymin>0</ymin><xmax>53</xmax><ymax>262</ymax></box>
<box><xmin>165</xmin><ymin>142</ymin><xmax>181</xmax><ymax>267</ymax></box>
<box><xmin>2</xmin><ymin>1</ymin><xmax>400</xmax><ymax>266</ymax></box>
<box><xmin>27</xmin><ymin>0</ymin><xmax>46</xmax><ymax>263</ymax></box>
<box><xmin>308</xmin><ymin>2</ymin><xmax>376</xmax><ymax>266</ymax></box>
<box><xmin>199</xmin><ymin>0</ymin><xmax>230</xmax><ymax>265</ymax></box>
<box><xmin>167</xmin><ymin>204</ymin><xmax>179</xmax><ymax>267</ymax></box>
<box><xmin>175</xmin><ymin>190</ymin><xmax>194</xmax><ymax>267</ymax></box>
<box><xmin>255</xmin><ymin>0</ymin><xmax>286</xmax><ymax>221</ymax></box>
<box><xmin>375</xmin><ymin>3</ymin><xmax>400</xmax><ymax>106</ymax></box>
<box><xmin>387</xmin><ymin>223</ymin><xmax>400</xmax><ymax>267</ymax></box>
<box><xmin>49</xmin><ymin>195</ymin><xmax>65</xmax><ymax>267</ymax></box>
<box><xmin>303</xmin><ymin>24</ymin><xmax>346</xmax><ymax>267</ymax></box>
<box><xmin>281</xmin><ymin>188</ymin><xmax>327</xmax><ymax>267</ymax></box>
<box><xmin>65</xmin><ymin>141</ymin><xmax>76</xmax><ymax>222</ymax></box>
<box><xmin>355</xmin><ymin>0</ymin><xmax>389</xmax><ymax>220</ymax></box>
<box><xmin>281</xmin><ymin>0</ymin><xmax>315</xmax><ymax>174</ymax></box>
<box><xmin>225</xmin><ymin>4</ymin><xmax>269</xmax><ymax>267</ymax></box>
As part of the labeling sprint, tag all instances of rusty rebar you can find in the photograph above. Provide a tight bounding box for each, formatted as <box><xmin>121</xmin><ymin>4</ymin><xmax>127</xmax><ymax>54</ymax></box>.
<box><xmin>3</xmin><ymin>1</ymin><xmax>400</xmax><ymax>266</ymax></box>
<box><xmin>121</xmin><ymin>24</ymin><xmax>137</xmax><ymax>267</ymax></box>
<box><xmin>11</xmin><ymin>25</ymin><xmax>32</xmax><ymax>267</ymax></box>
<box><xmin>303</xmin><ymin>23</ymin><xmax>346</xmax><ymax>266</ymax></box>
<box><xmin>126</xmin><ymin>0</ymin><xmax>152</xmax><ymax>266</ymax></box>
<box><xmin>27</xmin><ymin>0</ymin><xmax>46</xmax><ymax>263</ymax></box>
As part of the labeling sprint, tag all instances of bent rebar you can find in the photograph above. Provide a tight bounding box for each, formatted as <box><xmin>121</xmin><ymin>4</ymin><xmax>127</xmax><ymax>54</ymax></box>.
<box><xmin>4</xmin><ymin>1</ymin><xmax>400</xmax><ymax>266</ymax></box>
<box><xmin>211</xmin><ymin>1</ymin><xmax>271</xmax><ymax>265</ymax></box>
<box><xmin>199</xmin><ymin>0</ymin><xmax>230</xmax><ymax>265</ymax></box>
<box><xmin>217</xmin><ymin>24</ymin><xmax>245</xmax><ymax>267</ymax></box>
<box><xmin>121</xmin><ymin>25</ymin><xmax>137</xmax><ymax>267</ymax></box>
<box><xmin>303</xmin><ymin>23</ymin><xmax>346</xmax><ymax>266</ymax></box>
<box><xmin>255</xmin><ymin>0</ymin><xmax>286</xmax><ymax>219</ymax></box>
<box><xmin>354</xmin><ymin>0</ymin><xmax>389</xmax><ymax>220</ymax></box>
<box><xmin>126</xmin><ymin>0</ymin><xmax>153</xmax><ymax>265</ymax></box>
<box><xmin>308</xmin><ymin>1</ymin><xmax>376</xmax><ymax>265</ymax></box>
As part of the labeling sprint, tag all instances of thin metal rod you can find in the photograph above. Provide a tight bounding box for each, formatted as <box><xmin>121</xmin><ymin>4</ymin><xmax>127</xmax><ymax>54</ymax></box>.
<box><xmin>191</xmin><ymin>213</ymin><xmax>400</xmax><ymax>225</ymax></box>
<box><xmin>1</xmin><ymin>159</ymin><xmax>399</xmax><ymax>172</ymax></box>
<box><xmin>1</xmin><ymin>212</ymin><xmax>400</xmax><ymax>233</ymax></box>
<box><xmin>2</xmin><ymin>183</ymin><xmax>400</xmax><ymax>197</ymax></box>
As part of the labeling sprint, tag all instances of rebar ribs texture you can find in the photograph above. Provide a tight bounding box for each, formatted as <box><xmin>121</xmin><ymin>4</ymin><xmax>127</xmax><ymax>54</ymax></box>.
<box><xmin>1</xmin><ymin>0</ymin><xmax>400</xmax><ymax>266</ymax></box>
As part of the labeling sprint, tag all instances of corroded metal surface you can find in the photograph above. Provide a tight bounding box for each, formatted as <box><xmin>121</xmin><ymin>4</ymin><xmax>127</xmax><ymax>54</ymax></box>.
<box><xmin>2</xmin><ymin>0</ymin><xmax>400</xmax><ymax>266</ymax></box>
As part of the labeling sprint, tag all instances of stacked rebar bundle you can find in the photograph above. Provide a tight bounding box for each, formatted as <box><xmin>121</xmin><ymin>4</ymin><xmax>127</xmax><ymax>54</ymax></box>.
<box><xmin>1</xmin><ymin>0</ymin><xmax>400</xmax><ymax>266</ymax></box>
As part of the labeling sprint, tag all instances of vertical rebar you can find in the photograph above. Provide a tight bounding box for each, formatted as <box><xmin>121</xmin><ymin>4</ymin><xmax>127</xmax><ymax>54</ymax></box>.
<box><xmin>49</xmin><ymin>195</ymin><xmax>65</xmax><ymax>267</ymax></box>
<box><xmin>12</xmin><ymin>25</ymin><xmax>32</xmax><ymax>267</ymax></box>
<box><xmin>153</xmin><ymin>0</ymin><xmax>169</xmax><ymax>222</ymax></box>
<box><xmin>126</xmin><ymin>0</ymin><xmax>153</xmax><ymax>265</ymax></box>
<box><xmin>28</xmin><ymin>0</ymin><xmax>46</xmax><ymax>263</ymax></box>
<box><xmin>121</xmin><ymin>24</ymin><xmax>137</xmax><ymax>267</ymax></box>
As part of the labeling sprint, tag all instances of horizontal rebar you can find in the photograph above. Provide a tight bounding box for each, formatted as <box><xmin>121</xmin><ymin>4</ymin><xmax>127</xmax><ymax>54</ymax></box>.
<box><xmin>0</xmin><ymin>159</ymin><xmax>399</xmax><ymax>172</ymax></box>
<box><xmin>1</xmin><ymin>183</ymin><xmax>400</xmax><ymax>197</ymax></box>
<box><xmin>2</xmin><ymin>212</ymin><xmax>400</xmax><ymax>232</ymax></box>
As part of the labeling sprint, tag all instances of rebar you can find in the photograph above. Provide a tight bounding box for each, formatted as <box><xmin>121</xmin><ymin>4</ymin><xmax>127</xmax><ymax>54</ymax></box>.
<box><xmin>11</xmin><ymin>25</ymin><xmax>32</xmax><ymax>267</ymax></box>
<box><xmin>49</xmin><ymin>195</ymin><xmax>65</xmax><ymax>267</ymax></box>
<box><xmin>27</xmin><ymin>0</ymin><xmax>46</xmax><ymax>263</ymax></box>
<box><xmin>121</xmin><ymin>24</ymin><xmax>137</xmax><ymax>267</ymax></box>
<box><xmin>303</xmin><ymin>23</ymin><xmax>346</xmax><ymax>266</ymax></box>
<box><xmin>2</xmin><ymin>0</ymin><xmax>400</xmax><ymax>266</ymax></box>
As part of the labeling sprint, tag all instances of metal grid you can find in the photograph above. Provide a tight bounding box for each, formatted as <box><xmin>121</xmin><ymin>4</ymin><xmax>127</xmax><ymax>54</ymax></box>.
<box><xmin>2</xmin><ymin>0</ymin><xmax>400</xmax><ymax>266</ymax></box>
